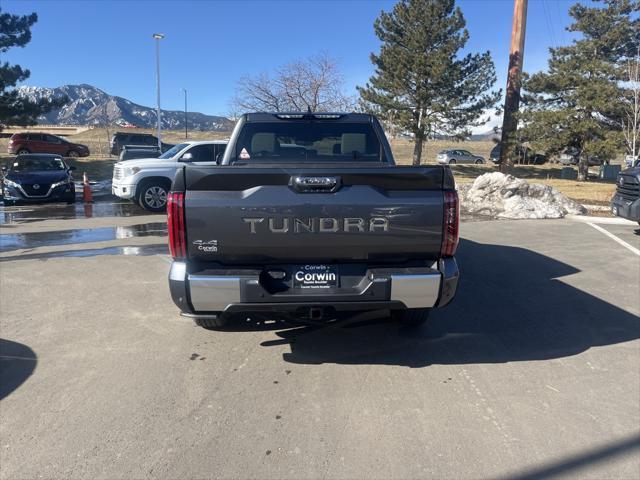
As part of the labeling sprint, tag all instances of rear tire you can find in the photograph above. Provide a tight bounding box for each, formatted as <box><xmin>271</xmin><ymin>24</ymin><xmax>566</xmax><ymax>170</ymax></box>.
<box><xmin>475</xmin><ymin>159</ymin><xmax>483</xmax><ymax>164</ymax></box>
<box><xmin>393</xmin><ymin>308</ymin><xmax>431</xmax><ymax>327</ymax></box>
<box><xmin>195</xmin><ymin>315</ymin><xmax>228</xmax><ymax>329</ymax></box>
<box><xmin>137</xmin><ymin>179</ymin><xmax>170</xmax><ymax>212</ymax></box>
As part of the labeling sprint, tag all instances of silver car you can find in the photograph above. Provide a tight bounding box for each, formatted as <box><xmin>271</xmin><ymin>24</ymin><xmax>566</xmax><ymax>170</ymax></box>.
<box><xmin>436</xmin><ymin>149</ymin><xmax>485</xmax><ymax>165</ymax></box>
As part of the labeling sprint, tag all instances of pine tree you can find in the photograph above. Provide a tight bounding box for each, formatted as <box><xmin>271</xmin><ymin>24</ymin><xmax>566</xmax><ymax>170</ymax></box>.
<box><xmin>358</xmin><ymin>0</ymin><xmax>500</xmax><ymax>165</ymax></box>
<box><xmin>521</xmin><ymin>0</ymin><xmax>639</xmax><ymax>181</ymax></box>
<box><xmin>0</xmin><ymin>8</ymin><xmax>66</xmax><ymax>129</ymax></box>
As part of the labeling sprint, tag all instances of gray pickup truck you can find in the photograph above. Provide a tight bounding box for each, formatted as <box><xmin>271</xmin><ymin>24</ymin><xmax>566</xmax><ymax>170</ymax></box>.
<box><xmin>166</xmin><ymin>112</ymin><xmax>460</xmax><ymax>329</ymax></box>
<box><xmin>611</xmin><ymin>164</ymin><xmax>640</xmax><ymax>224</ymax></box>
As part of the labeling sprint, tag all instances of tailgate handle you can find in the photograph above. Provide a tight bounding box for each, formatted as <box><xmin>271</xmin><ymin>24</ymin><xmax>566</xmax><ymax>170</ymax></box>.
<box><xmin>291</xmin><ymin>176</ymin><xmax>341</xmax><ymax>193</ymax></box>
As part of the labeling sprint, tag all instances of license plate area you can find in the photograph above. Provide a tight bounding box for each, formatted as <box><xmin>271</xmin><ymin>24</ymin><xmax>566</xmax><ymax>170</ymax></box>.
<box><xmin>293</xmin><ymin>265</ymin><xmax>338</xmax><ymax>290</ymax></box>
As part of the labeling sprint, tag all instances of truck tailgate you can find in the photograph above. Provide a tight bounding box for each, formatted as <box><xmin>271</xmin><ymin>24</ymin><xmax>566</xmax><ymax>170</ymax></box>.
<box><xmin>181</xmin><ymin>166</ymin><xmax>452</xmax><ymax>264</ymax></box>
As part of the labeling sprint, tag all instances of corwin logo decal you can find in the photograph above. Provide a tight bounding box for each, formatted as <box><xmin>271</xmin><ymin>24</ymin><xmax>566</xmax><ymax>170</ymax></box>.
<box><xmin>192</xmin><ymin>239</ymin><xmax>218</xmax><ymax>252</ymax></box>
<box><xmin>242</xmin><ymin>217</ymin><xmax>390</xmax><ymax>234</ymax></box>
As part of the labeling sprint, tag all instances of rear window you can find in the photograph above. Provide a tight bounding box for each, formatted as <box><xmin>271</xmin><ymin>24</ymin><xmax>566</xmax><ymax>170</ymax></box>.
<box><xmin>232</xmin><ymin>121</ymin><xmax>384</xmax><ymax>163</ymax></box>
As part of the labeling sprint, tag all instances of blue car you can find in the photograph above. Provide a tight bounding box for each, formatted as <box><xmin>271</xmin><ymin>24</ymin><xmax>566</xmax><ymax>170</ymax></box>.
<box><xmin>2</xmin><ymin>154</ymin><xmax>76</xmax><ymax>205</ymax></box>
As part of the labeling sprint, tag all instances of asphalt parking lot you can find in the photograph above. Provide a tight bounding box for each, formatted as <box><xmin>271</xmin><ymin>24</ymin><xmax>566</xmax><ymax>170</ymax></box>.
<box><xmin>1</xmin><ymin>201</ymin><xmax>639</xmax><ymax>480</ymax></box>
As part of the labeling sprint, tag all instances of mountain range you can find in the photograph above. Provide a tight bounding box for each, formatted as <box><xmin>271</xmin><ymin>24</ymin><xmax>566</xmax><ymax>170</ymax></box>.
<box><xmin>17</xmin><ymin>84</ymin><xmax>234</xmax><ymax>131</ymax></box>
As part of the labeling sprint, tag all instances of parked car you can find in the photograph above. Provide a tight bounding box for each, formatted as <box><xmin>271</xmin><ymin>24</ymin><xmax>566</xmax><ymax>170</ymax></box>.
<box><xmin>167</xmin><ymin>112</ymin><xmax>459</xmax><ymax>329</ymax></box>
<box><xmin>489</xmin><ymin>144</ymin><xmax>548</xmax><ymax>165</ymax></box>
<box><xmin>8</xmin><ymin>132</ymin><xmax>90</xmax><ymax>158</ymax></box>
<box><xmin>559</xmin><ymin>148</ymin><xmax>602</xmax><ymax>166</ymax></box>
<box><xmin>2</xmin><ymin>154</ymin><xmax>76</xmax><ymax>205</ymax></box>
<box><xmin>436</xmin><ymin>149</ymin><xmax>485</xmax><ymax>164</ymax></box>
<box><xmin>112</xmin><ymin>140</ymin><xmax>227</xmax><ymax>212</ymax></box>
<box><xmin>119</xmin><ymin>146</ymin><xmax>161</xmax><ymax>161</ymax></box>
<box><xmin>611</xmin><ymin>164</ymin><xmax>640</xmax><ymax>225</ymax></box>
<box><xmin>110</xmin><ymin>132</ymin><xmax>173</xmax><ymax>156</ymax></box>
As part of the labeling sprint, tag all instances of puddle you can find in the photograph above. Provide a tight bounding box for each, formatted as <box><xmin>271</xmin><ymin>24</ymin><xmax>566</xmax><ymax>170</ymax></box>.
<box><xmin>0</xmin><ymin>200</ymin><xmax>155</xmax><ymax>225</ymax></box>
<box><xmin>0</xmin><ymin>223</ymin><xmax>167</xmax><ymax>253</ymax></box>
<box><xmin>0</xmin><ymin>244</ymin><xmax>168</xmax><ymax>261</ymax></box>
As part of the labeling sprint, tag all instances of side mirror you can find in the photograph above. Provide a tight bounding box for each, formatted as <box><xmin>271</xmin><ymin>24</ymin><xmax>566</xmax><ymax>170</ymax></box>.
<box><xmin>215</xmin><ymin>152</ymin><xmax>223</xmax><ymax>164</ymax></box>
<box><xmin>1</xmin><ymin>166</ymin><xmax>6</xmax><ymax>173</ymax></box>
<box><xmin>181</xmin><ymin>152</ymin><xmax>193</xmax><ymax>161</ymax></box>
<box><xmin>68</xmin><ymin>165</ymin><xmax>77</xmax><ymax>171</ymax></box>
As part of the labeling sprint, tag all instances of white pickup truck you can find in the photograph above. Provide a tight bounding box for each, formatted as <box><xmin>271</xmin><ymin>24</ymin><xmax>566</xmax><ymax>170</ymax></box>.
<box><xmin>112</xmin><ymin>140</ymin><xmax>227</xmax><ymax>211</ymax></box>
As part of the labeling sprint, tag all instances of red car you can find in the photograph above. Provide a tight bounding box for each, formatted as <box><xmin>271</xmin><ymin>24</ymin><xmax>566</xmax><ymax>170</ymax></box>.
<box><xmin>8</xmin><ymin>132</ymin><xmax>90</xmax><ymax>158</ymax></box>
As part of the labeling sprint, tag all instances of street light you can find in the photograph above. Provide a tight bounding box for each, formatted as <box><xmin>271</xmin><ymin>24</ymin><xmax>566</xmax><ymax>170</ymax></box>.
<box><xmin>152</xmin><ymin>33</ymin><xmax>164</xmax><ymax>150</ymax></box>
<box><xmin>182</xmin><ymin>88</ymin><xmax>188</xmax><ymax>139</ymax></box>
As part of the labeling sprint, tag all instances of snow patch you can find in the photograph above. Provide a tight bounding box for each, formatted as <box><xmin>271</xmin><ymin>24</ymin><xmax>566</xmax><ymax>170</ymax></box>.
<box><xmin>458</xmin><ymin>172</ymin><xmax>587</xmax><ymax>219</ymax></box>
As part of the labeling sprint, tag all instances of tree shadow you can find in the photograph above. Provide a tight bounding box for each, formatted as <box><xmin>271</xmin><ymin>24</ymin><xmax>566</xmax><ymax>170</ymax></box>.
<box><xmin>0</xmin><ymin>338</ymin><xmax>37</xmax><ymax>400</ymax></box>
<box><xmin>252</xmin><ymin>239</ymin><xmax>640</xmax><ymax>366</ymax></box>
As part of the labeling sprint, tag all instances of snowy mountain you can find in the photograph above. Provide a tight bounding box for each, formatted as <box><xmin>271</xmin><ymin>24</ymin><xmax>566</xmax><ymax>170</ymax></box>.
<box><xmin>16</xmin><ymin>84</ymin><xmax>233</xmax><ymax>131</ymax></box>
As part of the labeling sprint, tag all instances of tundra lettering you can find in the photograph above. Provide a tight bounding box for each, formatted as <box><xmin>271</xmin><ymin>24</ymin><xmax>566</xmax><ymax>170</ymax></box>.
<box><xmin>242</xmin><ymin>216</ymin><xmax>390</xmax><ymax>234</ymax></box>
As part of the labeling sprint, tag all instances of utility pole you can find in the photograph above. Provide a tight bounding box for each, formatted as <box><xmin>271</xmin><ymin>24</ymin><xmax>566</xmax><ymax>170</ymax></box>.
<box><xmin>183</xmin><ymin>88</ymin><xmax>188</xmax><ymax>139</ymax></box>
<box><xmin>153</xmin><ymin>33</ymin><xmax>165</xmax><ymax>150</ymax></box>
<box><xmin>499</xmin><ymin>0</ymin><xmax>528</xmax><ymax>172</ymax></box>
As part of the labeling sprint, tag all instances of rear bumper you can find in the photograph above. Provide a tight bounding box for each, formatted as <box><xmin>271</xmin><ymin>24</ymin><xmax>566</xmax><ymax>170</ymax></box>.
<box><xmin>168</xmin><ymin>258</ymin><xmax>459</xmax><ymax>315</ymax></box>
<box><xmin>611</xmin><ymin>194</ymin><xmax>640</xmax><ymax>222</ymax></box>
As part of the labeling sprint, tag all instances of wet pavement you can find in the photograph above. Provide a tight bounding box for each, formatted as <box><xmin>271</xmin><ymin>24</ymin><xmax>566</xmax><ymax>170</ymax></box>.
<box><xmin>0</xmin><ymin>244</ymin><xmax>168</xmax><ymax>261</ymax></box>
<box><xmin>0</xmin><ymin>198</ymin><xmax>168</xmax><ymax>260</ymax></box>
<box><xmin>0</xmin><ymin>199</ymin><xmax>149</xmax><ymax>225</ymax></box>
<box><xmin>0</xmin><ymin>222</ymin><xmax>167</xmax><ymax>253</ymax></box>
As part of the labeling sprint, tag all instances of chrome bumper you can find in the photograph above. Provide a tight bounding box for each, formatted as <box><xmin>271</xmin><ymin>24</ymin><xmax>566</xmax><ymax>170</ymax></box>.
<box><xmin>169</xmin><ymin>258</ymin><xmax>459</xmax><ymax>314</ymax></box>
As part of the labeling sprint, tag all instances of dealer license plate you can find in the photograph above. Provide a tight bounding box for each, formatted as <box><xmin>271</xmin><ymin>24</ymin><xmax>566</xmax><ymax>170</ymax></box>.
<box><xmin>293</xmin><ymin>265</ymin><xmax>338</xmax><ymax>289</ymax></box>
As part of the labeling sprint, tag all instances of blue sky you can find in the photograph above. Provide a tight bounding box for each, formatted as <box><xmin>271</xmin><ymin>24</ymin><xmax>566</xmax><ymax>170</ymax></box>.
<box><xmin>4</xmin><ymin>0</ymin><xmax>576</xmax><ymax>123</ymax></box>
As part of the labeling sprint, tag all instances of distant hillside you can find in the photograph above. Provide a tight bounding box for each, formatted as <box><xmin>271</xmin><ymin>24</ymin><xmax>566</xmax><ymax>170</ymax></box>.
<box><xmin>17</xmin><ymin>84</ymin><xmax>234</xmax><ymax>131</ymax></box>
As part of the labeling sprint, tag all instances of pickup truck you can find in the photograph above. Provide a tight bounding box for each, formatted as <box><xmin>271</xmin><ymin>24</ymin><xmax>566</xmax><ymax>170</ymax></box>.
<box><xmin>611</xmin><ymin>164</ymin><xmax>640</xmax><ymax>224</ymax></box>
<box><xmin>167</xmin><ymin>112</ymin><xmax>460</xmax><ymax>329</ymax></box>
<box><xmin>112</xmin><ymin>140</ymin><xmax>227</xmax><ymax>212</ymax></box>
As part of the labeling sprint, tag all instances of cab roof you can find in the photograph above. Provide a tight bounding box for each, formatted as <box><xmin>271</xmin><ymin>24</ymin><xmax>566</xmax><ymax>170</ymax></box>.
<box><xmin>243</xmin><ymin>112</ymin><xmax>374</xmax><ymax>123</ymax></box>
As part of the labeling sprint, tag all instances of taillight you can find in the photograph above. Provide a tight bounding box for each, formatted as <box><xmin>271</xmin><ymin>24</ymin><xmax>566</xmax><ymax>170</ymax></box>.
<box><xmin>441</xmin><ymin>190</ymin><xmax>459</xmax><ymax>257</ymax></box>
<box><xmin>167</xmin><ymin>192</ymin><xmax>186</xmax><ymax>259</ymax></box>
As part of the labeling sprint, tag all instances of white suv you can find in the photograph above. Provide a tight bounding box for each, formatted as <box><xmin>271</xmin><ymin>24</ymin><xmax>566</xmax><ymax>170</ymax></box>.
<box><xmin>112</xmin><ymin>140</ymin><xmax>227</xmax><ymax>212</ymax></box>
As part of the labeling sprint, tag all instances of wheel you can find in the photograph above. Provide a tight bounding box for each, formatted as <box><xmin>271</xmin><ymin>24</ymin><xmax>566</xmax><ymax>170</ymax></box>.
<box><xmin>475</xmin><ymin>159</ymin><xmax>483</xmax><ymax>164</ymax></box>
<box><xmin>449</xmin><ymin>159</ymin><xmax>457</xmax><ymax>165</ymax></box>
<box><xmin>16</xmin><ymin>148</ymin><xmax>30</xmax><ymax>155</ymax></box>
<box><xmin>195</xmin><ymin>315</ymin><xmax>228</xmax><ymax>329</ymax></box>
<box><xmin>3</xmin><ymin>200</ymin><xmax>16</xmax><ymax>206</ymax></box>
<box><xmin>392</xmin><ymin>308</ymin><xmax>431</xmax><ymax>327</ymax></box>
<box><xmin>137</xmin><ymin>180</ymin><xmax>170</xmax><ymax>212</ymax></box>
<box><xmin>67</xmin><ymin>150</ymin><xmax>80</xmax><ymax>158</ymax></box>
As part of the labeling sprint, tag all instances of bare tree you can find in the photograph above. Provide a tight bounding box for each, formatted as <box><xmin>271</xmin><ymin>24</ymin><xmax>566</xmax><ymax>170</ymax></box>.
<box><xmin>231</xmin><ymin>53</ymin><xmax>356</xmax><ymax>113</ymax></box>
<box><xmin>623</xmin><ymin>49</ymin><xmax>640</xmax><ymax>164</ymax></box>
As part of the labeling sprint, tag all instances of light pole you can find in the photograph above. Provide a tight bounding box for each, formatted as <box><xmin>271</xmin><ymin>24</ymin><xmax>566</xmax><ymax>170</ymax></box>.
<box><xmin>152</xmin><ymin>33</ymin><xmax>164</xmax><ymax>150</ymax></box>
<box><xmin>182</xmin><ymin>88</ymin><xmax>188</xmax><ymax>139</ymax></box>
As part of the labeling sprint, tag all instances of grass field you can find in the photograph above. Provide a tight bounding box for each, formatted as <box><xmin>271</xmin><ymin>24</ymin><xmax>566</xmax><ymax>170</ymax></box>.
<box><xmin>0</xmin><ymin>128</ymin><xmax>618</xmax><ymax>205</ymax></box>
